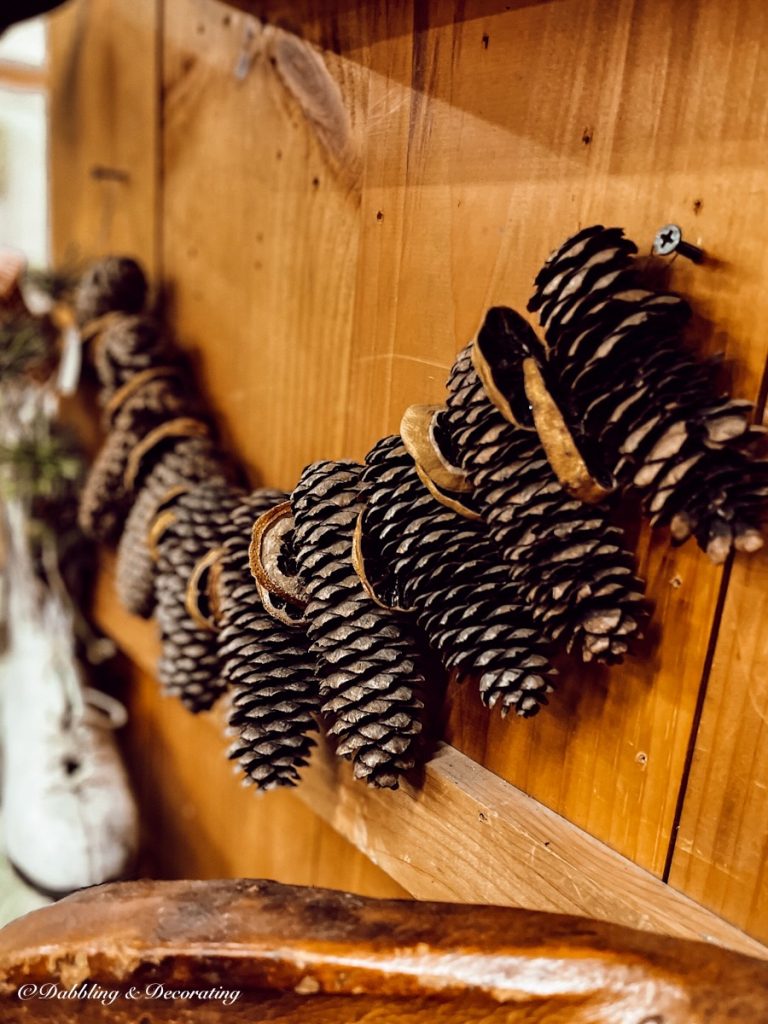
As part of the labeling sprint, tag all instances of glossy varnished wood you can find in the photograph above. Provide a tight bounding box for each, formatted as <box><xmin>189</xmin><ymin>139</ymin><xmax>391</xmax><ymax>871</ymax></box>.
<box><xmin>1</xmin><ymin>879</ymin><xmax>768</xmax><ymax>1023</ymax></box>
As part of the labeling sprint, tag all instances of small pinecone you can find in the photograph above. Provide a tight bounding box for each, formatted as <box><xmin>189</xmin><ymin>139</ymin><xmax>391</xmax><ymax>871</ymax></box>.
<box><xmin>93</xmin><ymin>314</ymin><xmax>178</xmax><ymax>407</ymax></box>
<box><xmin>528</xmin><ymin>225</ymin><xmax>768</xmax><ymax>562</ymax></box>
<box><xmin>116</xmin><ymin>435</ymin><xmax>231</xmax><ymax>616</ymax></box>
<box><xmin>442</xmin><ymin>329</ymin><xmax>645</xmax><ymax>663</ymax></box>
<box><xmin>154</xmin><ymin>482</ymin><xmax>245</xmax><ymax>711</ymax></box>
<box><xmin>219</xmin><ymin>492</ymin><xmax>321</xmax><ymax>790</ymax></box>
<box><xmin>74</xmin><ymin>256</ymin><xmax>148</xmax><ymax>327</ymax></box>
<box><xmin>291</xmin><ymin>460</ymin><xmax>427</xmax><ymax>788</ymax></box>
<box><xmin>78</xmin><ymin>374</ymin><xmax>204</xmax><ymax>543</ymax></box>
<box><xmin>362</xmin><ymin>435</ymin><xmax>554</xmax><ymax>716</ymax></box>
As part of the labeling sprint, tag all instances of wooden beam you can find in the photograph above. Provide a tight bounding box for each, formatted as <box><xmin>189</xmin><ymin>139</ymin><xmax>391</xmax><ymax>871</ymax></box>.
<box><xmin>92</xmin><ymin>556</ymin><xmax>768</xmax><ymax>961</ymax></box>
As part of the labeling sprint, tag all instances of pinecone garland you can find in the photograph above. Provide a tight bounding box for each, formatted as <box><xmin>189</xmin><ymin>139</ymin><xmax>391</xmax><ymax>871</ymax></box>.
<box><xmin>291</xmin><ymin>460</ymin><xmax>427</xmax><ymax>788</ymax></box>
<box><xmin>93</xmin><ymin>314</ymin><xmax>177</xmax><ymax>409</ymax></box>
<box><xmin>361</xmin><ymin>435</ymin><xmax>554</xmax><ymax>716</ymax></box>
<box><xmin>154</xmin><ymin>482</ymin><xmax>245</xmax><ymax>711</ymax></box>
<box><xmin>78</xmin><ymin>373</ymin><xmax>204</xmax><ymax>542</ymax></box>
<box><xmin>219</xmin><ymin>493</ymin><xmax>321</xmax><ymax>790</ymax></box>
<box><xmin>528</xmin><ymin>225</ymin><xmax>768</xmax><ymax>562</ymax></box>
<box><xmin>116</xmin><ymin>434</ymin><xmax>231</xmax><ymax>616</ymax></box>
<box><xmin>441</xmin><ymin>313</ymin><xmax>645</xmax><ymax>663</ymax></box>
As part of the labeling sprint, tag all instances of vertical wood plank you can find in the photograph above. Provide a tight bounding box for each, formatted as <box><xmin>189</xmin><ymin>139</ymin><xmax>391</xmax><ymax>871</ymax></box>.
<box><xmin>48</xmin><ymin>0</ymin><xmax>160</xmax><ymax>273</ymax></box>
<box><xmin>161</xmin><ymin>0</ymin><xmax>367</xmax><ymax>489</ymax></box>
<box><xmin>669</xmin><ymin>459</ymin><xmax>768</xmax><ymax>941</ymax></box>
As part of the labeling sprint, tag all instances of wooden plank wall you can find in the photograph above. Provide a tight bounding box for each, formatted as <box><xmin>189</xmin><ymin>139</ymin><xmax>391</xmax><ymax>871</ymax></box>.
<box><xmin>48</xmin><ymin>0</ymin><xmax>768</xmax><ymax>941</ymax></box>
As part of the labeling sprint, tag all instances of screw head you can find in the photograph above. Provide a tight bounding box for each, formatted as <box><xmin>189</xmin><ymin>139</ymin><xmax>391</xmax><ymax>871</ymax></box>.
<box><xmin>653</xmin><ymin>223</ymin><xmax>682</xmax><ymax>256</ymax></box>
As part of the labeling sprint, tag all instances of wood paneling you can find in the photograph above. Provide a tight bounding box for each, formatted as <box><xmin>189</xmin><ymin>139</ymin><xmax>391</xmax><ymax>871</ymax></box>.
<box><xmin>160</xmin><ymin>0</ymin><xmax>768</xmax><ymax>884</ymax></box>
<box><xmin>49</xmin><ymin>0</ymin><xmax>402</xmax><ymax>899</ymax></box>
<box><xmin>49</xmin><ymin>0</ymin><xmax>768</xmax><ymax>939</ymax></box>
<box><xmin>48</xmin><ymin>0</ymin><xmax>160</xmax><ymax>274</ymax></box>
<box><xmin>162</xmin><ymin>0</ymin><xmax>366</xmax><ymax>488</ymax></box>
<box><xmin>669</xmin><ymin>544</ymin><xmax>768</xmax><ymax>942</ymax></box>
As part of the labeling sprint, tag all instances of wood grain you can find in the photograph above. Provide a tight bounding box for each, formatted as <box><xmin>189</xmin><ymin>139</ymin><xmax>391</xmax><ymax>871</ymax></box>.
<box><xmin>48</xmin><ymin>0</ymin><xmax>160</xmax><ymax>275</ymax></box>
<box><xmin>2</xmin><ymin>879</ymin><xmax>767</xmax><ymax>1024</ymax></box>
<box><xmin>161</xmin><ymin>0</ymin><xmax>366</xmax><ymax>489</ymax></box>
<box><xmin>337</xmin><ymin>0</ymin><xmax>768</xmax><ymax>880</ymax></box>
<box><xmin>669</xmin><ymin>543</ymin><xmax>768</xmax><ymax>942</ymax></box>
<box><xmin>159</xmin><ymin>0</ymin><xmax>768</xmax><ymax>880</ymax></box>
<box><xmin>49</xmin><ymin>0</ymin><xmax>768</xmax><ymax>938</ymax></box>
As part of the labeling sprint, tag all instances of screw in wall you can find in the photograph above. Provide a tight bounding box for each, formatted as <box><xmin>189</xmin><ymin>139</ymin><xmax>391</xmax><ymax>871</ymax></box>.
<box><xmin>652</xmin><ymin>224</ymin><xmax>705</xmax><ymax>264</ymax></box>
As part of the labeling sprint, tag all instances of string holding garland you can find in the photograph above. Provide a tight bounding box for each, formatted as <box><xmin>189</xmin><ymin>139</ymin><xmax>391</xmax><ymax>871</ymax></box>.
<box><xmin>73</xmin><ymin>227</ymin><xmax>767</xmax><ymax>791</ymax></box>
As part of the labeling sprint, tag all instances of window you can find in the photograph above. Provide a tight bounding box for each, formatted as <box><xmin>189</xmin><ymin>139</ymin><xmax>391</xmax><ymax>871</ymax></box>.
<box><xmin>0</xmin><ymin>18</ymin><xmax>48</xmax><ymax>267</ymax></box>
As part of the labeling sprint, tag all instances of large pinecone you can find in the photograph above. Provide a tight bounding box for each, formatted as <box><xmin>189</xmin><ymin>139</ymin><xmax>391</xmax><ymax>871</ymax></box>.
<box><xmin>361</xmin><ymin>435</ymin><xmax>554</xmax><ymax>716</ymax></box>
<box><xmin>116</xmin><ymin>434</ymin><xmax>232</xmax><ymax>617</ymax></box>
<box><xmin>441</xmin><ymin>311</ymin><xmax>645</xmax><ymax>663</ymax></box>
<box><xmin>219</xmin><ymin>492</ymin><xmax>321</xmax><ymax>790</ymax></box>
<box><xmin>528</xmin><ymin>225</ymin><xmax>768</xmax><ymax>562</ymax></box>
<box><xmin>291</xmin><ymin>460</ymin><xmax>427</xmax><ymax>789</ymax></box>
<box><xmin>154</xmin><ymin>482</ymin><xmax>244</xmax><ymax>711</ymax></box>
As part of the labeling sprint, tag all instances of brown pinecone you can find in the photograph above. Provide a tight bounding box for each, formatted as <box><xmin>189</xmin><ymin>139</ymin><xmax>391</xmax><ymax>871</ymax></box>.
<box><xmin>74</xmin><ymin>256</ymin><xmax>148</xmax><ymax>327</ymax></box>
<box><xmin>219</xmin><ymin>493</ymin><xmax>321</xmax><ymax>790</ymax></box>
<box><xmin>528</xmin><ymin>225</ymin><xmax>768</xmax><ymax>562</ymax></box>
<box><xmin>154</xmin><ymin>482</ymin><xmax>245</xmax><ymax>712</ymax></box>
<box><xmin>361</xmin><ymin>435</ymin><xmax>554</xmax><ymax>716</ymax></box>
<box><xmin>116</xmin><ymin>435</ymin><xmax>232</xmax><ymax>617</ymax></box>
<box><xmin>441</xmin><ymin>315</ymin><xmax>645</xmax><ymax>663</ymax></box>
<box><xmin>291</xmin><ymin>460</ymin><xmax>427</xmax><ymax>789</ymax></box>
<box><xmin>93</xmin><ymin>314</ymin><xmax>178</xmax><ymax>409</ymax></box>
<box><xmin>78</xmin><ymin>372</ymin><xmax>205</xmax><ymax>543</ymax></box>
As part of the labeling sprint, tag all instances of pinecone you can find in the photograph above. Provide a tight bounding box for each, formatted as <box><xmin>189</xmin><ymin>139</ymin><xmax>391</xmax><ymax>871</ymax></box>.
<box><xmin>291</xmin><ymin>460</ymin><xmax>427</xmax><ymax>788</ymax></box>
<box><xmin>78</xmin><ymin>373</ymin><xmax>204</xmax><ymax>543</ymax></box>
<box><xmin>361</xmin><ymin>435</ymin><xmax>554</xmax><ymax>716</ymax></box>
<box><xmin>93</xmin><ymin>314</ymin><xmax>178</xmax><ymax>409</ymax></box>
<box><xmin>219</xmin><ymin>492</ymin><xmax>321</xmax><ymax>790</ymax></box>
<box><xmin>154</xmin><ymin>482</ymin><xmax>245</xmax><ymax>711</ymax></box>
<box><xmin>116</xmin><ymin>434</ymin><xmax>232</xmax><ymax>617</ymax></box>
<box><xmin>74</xmin><ymin>256</ymin><xmax>148</xmax><ymax>327</ymax></box>
<box><xmin>441</xmin><ymin>312</ymin><xmax>645</xmax><ymax>663</ymax></box>
<box><xmin>528</xmin><ymin>225</ymin><xmax>768</xmax><ymax>562</ymax></box>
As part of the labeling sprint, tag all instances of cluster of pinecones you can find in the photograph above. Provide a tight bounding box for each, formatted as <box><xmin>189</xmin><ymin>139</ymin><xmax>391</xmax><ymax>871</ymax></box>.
<box><xmin>76</xmin><ymin>226</ymin><xmax>766</xmax><ymax>791</ymax></box>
